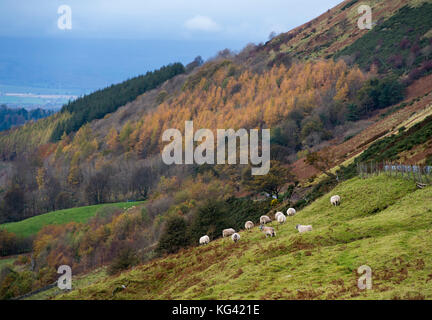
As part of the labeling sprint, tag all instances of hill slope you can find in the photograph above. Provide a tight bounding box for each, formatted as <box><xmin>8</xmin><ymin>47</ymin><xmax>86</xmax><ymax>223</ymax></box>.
<box><xmin>0</xmin><ymin>201</ymin><xmax>142</xmax><ymax>238</ymax></box>
<box><xmin>59</xmin><ymin>175</ymin><xmax>432</xmax><ymax>300</ymax></box>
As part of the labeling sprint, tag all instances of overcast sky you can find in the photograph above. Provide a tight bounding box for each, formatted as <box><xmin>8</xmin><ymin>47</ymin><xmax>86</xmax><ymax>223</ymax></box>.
<box><xmin>1</xmin><ymin>0</ymin><xmax>342</xmax><ymax>42</ymax></box>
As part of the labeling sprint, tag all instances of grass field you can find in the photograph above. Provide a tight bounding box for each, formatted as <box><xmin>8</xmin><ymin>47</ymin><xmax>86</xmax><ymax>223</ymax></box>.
<box><xmin>0</xmin><ymin>257</ymin><xmax>17</xmax><ymax>270</ymax></box>
<box><xmin>0</xmin><ymin>202</ymin><xmax>144</xmax><ymax>238</ymax></box>
<box><xmin>58</xmin><ymin>175</ymin><xmax>432</xmax><ymax>300</ymax></box>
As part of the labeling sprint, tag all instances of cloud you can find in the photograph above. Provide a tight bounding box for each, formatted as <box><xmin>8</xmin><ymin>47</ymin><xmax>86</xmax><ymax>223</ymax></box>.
<box><xmin>184</xmin><ymin>15</ymin><xmax>221</xmax><ymax>32</ymax></box>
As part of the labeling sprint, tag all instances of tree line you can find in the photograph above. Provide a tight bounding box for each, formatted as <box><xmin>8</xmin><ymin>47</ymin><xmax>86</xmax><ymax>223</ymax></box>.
<box><xmin>50</xmin><ymin>63</ymin><xmax>185</xmax><ymax>141</ymax></box>
<box><xmin>0</xmin><ymin>105</ymin><xmax>54</xmax><ymax>132</ymax></box>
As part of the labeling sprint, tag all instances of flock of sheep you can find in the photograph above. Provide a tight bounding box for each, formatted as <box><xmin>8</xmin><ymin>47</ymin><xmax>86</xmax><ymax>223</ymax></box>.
<box><xmin>199</xmin><ymin>195</ymin><xmax>342</xmax><ymax>245</ymax></box>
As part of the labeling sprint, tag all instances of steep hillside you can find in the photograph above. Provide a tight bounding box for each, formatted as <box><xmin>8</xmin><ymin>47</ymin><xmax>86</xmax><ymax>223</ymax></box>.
<box><xmin>0</xmin><ymin>63</ymin><xmax>185</xmax><ymax>160</ymax></box>
<box><xmin>0</xmin><ymin>0</ymin><xmax>431</xmax><ymax>258</ymax></box>
<box><xmin>247</xmin><ymin>0</ymin><xmax>432</xmax><ymax>69</ymax></box>
<box><xmin>1</xmin><ymin>0</ymin><xmax>432</xmax><ymax>300</ymax></box>
<box><xmin>292</xmin><ymin>86</ymin><xmax>432</xmax><ymax>181</ymax></box>
<box><xmin>58</xmin><ymin>175</ymin><xmax>432</xmax><ymax>300</ymax></box>
<box><xmin>2</xmin><ymin>0</ymin><xmax>429</xmax><ymax>162</ymax></box>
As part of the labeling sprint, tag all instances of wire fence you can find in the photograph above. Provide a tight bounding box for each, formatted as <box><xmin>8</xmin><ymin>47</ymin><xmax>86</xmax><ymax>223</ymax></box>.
<box><xmin>357</xmin><ymin>162</ymin><xmax>432</xmax><ymax>187</ymax></box>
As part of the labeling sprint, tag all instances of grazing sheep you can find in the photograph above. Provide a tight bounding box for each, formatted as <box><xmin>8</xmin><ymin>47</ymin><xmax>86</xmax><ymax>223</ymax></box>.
<box><xmin>222</xmin><ymin>228</ymin><xmax>236</xmax><ymax>238</ymax></box>
<box><xmin>259</xmin><ymin>225</ymin><xmax>276</xmax><ymax>237</ymax></box>
<box><xmin>277</xmin><ymin>213</ymin><xmax>286</xmax><ymax>224</ymax></box>
<box><xmin>245</xmin><ymin>221</ymin><xmax>254</xmax><ymax>231</ymax></box>
<box><xmin>287</xmin><ymin>208</ymin><xmax>296</xmax><ymax>216</ymax></box>
<box><xmin>295</xmin><ymin>224</ymin><xmax>313</xmax><ymax>233</ymax></box>
<box><xmin>231</xmin><ymin>233</ymin><xmax>241</xmax><ymax>243</ymax></box>
<box><xmin>330</xmin><ymin>195</ymin><xmax>341</xmax><ymax>206</ymax></box>
<box><xmin>260</xmin><ymin>215</ymin><xmax>272</xmax><ymax>225</ymax></box>
<box><xmin>275</xmin><ymin>211</ymin><xmax>284</xmax><ymax>220</ymax></box>
<box><xmin>199</xmin><ymin>235</ymin><xmax>210</xmax><ymax>245</ymax></box>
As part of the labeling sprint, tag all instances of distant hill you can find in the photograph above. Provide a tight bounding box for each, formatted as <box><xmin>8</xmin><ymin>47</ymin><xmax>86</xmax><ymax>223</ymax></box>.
<box><xmin>0</xmin><ymin>201</ymin><xmax>142</xmax><ymax>238</ymax></box>
<box><xmin>0</xmin><ymin>105</ymin><xmax>54</xmax><ymax>132</ymax></box>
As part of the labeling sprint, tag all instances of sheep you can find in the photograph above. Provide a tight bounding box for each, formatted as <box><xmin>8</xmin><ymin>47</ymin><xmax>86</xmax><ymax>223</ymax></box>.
<box><xmin>286</xmin><ymin>208</ymin><xmax>296</xmax><ymax>216</ymax></box>
<box><xmin>275</xmin><ymin>211</ymin><xmax>284</xmax><ymax>220</ymax></box>
<box><xmin>259</xmin><ymin>225</ymin><xmax>276</xmax><ymax>237</ymax></box>
<box><xmin>295</xmin><ymin>224</ymin><xmax>313</xmax><ymax>233</ymax></box>
<box><xmin>199</xmin><ymin>235</ymin><xmax>210</xmax><ymax>245</ymax></box>
<box><xmin>330</xmin><ymin>195</ymin><xmax>341</xmax><ymax>206</ymax></box>
<box><xmin>277</xmin><ymin>213</ymin><xmax>286</xmax><ymax>225</ymax></box>
<box><xmin>245</xmin><ymin>221</ymin><xmax>254</xmax><ymax>231</ymax></box>
<box><xmin>259</xmin><ymin>215</ymin><xmax>272</xmax><ymax>225</ymax></box>
<box><xmin>231</xmin><ymin>233</ymin><xmax>241</xmax><ymax>243</ymax></box>
<box><xmin>222</xmin><ymin>228</ymin><xmax>236</xmax><ymax>238</ymax></box>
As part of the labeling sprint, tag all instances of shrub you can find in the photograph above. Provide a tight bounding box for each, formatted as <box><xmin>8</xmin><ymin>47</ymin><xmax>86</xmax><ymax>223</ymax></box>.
<box><xmin>0</xmin><ymin>230</ymin><xmax>32</xmax><ymax>257</ymax></box>
<box><xmin>425</xmin><ymin>154</ymin><xmax>432</xmax><ymax>166</ymax></box>
<box><xmin>108</xmin><ymin>247</ymin><xmax>139</xmax><ymax>275</ymax></box>
<box><xmin>157</xmin><ymin>216</ymin><xmax>189</xmax><ymax>255</ymax></box>
<box><xmin>0</xmin><ymin>269</ymin><xmax>34</xmax><ymax>300</ymax></box>
<box><xmin>357</xmin><ymin>77</ymin><xmax>405</xmax><ymax>115</ymax></box>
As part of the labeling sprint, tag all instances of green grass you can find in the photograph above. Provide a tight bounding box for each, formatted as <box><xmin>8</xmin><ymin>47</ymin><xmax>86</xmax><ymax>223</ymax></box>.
<box><xmin>0</xmin><ymin>257</ymin><xmax>16</xmax><ymax>270</ymax></box>
<box><xmin>0</xmin><ymin>202</ymin><xmax>143</xmax><ymax>238</ymax></box>
<box><xmin>23</xmin><ymin>267</ymin><xmax>108</xmax><ymax>300</ymax></box>
<box><xmin>57</xmin><ymin>175</ymin><xmax>432</xmax><ymax>300</ymax></box>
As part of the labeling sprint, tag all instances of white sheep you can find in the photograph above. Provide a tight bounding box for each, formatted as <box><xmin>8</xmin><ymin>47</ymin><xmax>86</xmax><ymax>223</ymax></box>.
<box><xmin>286</xmin><ymin>208</ymin><xmax>296</xmax><ymax>216</ymax></box>
<box><xmin>295</xmin><ymin>224</ymin><xmax>313</xmax><ymax>233</ymax></box>
<box><xmin>330</xmin><ymin>195</ymin><xmax>341</xmax><ymax>206</ymax></box>
<box><xmin>231</xmin><ymin>233</ymin><xmax>241</xmax><ymax>243</ymax></box>
<box><xmin>277</xmin><ymin>213</ymin><xmax>286</xmax><ymax>224</ymax></box>
<box><xmin>275</xmin><ymin>211</ymin><xmax>284</xmax><ymax>220</ymax></box>
<box><xmin>245</xmin><ymin>221</ymin><xmax>254</xmax><ymax>231</ymax></box>
<box><xmin>199</xmin><ymin>235</ymin><xmax>210</xmax><ymax>245</ymax></box>
<box><xmin>259</xmin><ymin>225</ymin><xmax>276</xmax><ymax>237</ymax></box>
<box><xmin>222</xmin><ymin>228</ymin><xmax>236</xmax><ymax>238</ymax></box>
<box><xmin>260</xmin><ymin>215</ymin><xmax>272</xmax><ymax>225</ymax></box>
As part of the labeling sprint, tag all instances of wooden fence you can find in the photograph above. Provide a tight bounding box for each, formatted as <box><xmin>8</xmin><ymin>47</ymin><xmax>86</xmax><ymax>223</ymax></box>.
<box><xmin>357</xmin><ymin>162</ymin><xmax>431</xmax><ymax>187</ymax></box>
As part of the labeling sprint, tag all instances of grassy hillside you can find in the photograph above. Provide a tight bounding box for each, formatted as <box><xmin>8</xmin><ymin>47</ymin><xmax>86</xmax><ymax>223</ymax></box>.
<box><xmin>0</xmin><ymin>256</ymin><xmax>16</xmax><ymax>270</ymax></box>
<box><xmin>0</xmin><ymin>201</ymin><xmax>143</xmax><ymax>238</ymax></box>
<box><xmin>58</xmin><ymin>175</ymin><xmax>432</xmax><ymax>300</ymax></box>
<box><xmin>23</xmin><ymin>267</ymin><xmax>108</xmax><ymax>300</ymax></box>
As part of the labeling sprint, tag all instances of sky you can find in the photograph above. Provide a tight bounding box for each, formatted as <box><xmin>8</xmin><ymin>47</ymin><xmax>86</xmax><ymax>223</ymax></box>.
<box><xmin>1</xmin><ymin>0</ymin><xmax>342</xmax><ymax>42</ymax></box>
<box><xmin>0</xmin><ymin>0</ymin><xmax>343</xmax><ymax>95</ymax></box>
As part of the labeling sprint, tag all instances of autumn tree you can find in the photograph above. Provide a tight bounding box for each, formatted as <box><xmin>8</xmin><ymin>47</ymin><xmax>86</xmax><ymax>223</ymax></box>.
<box><xmin>85</xmin><ymin>167</ymin><xmax>113</xmax><ymax>204</ymax></box>
<box><xmin>131</xmin><ymin>167</ymin><xmax>153</xmax><ymax>199</ymax></box>
<box><xmin>243</xmin><ymin>160</ymin><xmax>293</xmax><ymax>198</ymax></box>
<box><xmin>0</xmin><ymin>185</ymin><xmax>25</xmax><ymax>222</ymax></box>
<box><xmin>305</xmin><ymin>147</ymin><xmax>336</xmax><ymax>179</ymax></box>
